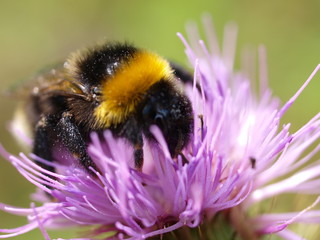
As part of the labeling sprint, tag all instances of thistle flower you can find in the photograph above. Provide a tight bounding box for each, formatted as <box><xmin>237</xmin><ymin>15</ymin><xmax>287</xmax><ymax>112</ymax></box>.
<box><xmin>1</xmin><ymin>17</ymin><xmax>320</xmax><ymax>240</ymax></box>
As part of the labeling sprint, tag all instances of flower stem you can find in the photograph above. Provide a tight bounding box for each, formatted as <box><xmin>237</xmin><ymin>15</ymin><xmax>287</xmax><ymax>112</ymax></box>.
<box><xmin>229</xmin><ymin>206</ymin><xmax>260</xmax><ymax>240</ymax></box>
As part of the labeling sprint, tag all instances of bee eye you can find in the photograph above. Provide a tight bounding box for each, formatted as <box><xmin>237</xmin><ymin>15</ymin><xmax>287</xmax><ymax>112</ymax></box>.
<box><xmin>142</xmin><ymin>103</ymin><xmax>169</xmax><ymax>130</ymax></box>
<box><xmin>154</xmin><ymin>114</ymin><xmax>165</xmax><ymax>127</ymax></box>
<box><xmin>142</xmin><ymin>104</ymin><xmax>155</xmax><ymax>121</ymax></box>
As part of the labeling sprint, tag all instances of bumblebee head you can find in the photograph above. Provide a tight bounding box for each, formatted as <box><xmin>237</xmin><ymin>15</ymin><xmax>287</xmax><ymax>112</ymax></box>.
<box><xmin>141</xmin><ymin>80</ymin><xmax>193</xmax><ymax>157</ymax></box>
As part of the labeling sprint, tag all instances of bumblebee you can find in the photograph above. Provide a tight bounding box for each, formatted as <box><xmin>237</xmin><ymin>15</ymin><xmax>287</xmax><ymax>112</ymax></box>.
<box><xmin>19</xmin><ymin>42</ymin><xmax>193</xmax><ymax>173</ymax></box>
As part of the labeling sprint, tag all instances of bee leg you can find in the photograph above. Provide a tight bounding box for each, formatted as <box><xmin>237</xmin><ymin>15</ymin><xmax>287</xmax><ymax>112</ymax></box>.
<box><xmin>118</xmin><ymin>116</ymin><xmax>144</xmax><ymax>170</ymax></box>
<box><xmin>170</xmin><ymin>61</ymin><xmax>202</xmax><ymax>92</ymax></box>
<box><xmin>33</xmin><ymin>115</ymin><xmax>56</xmax><ymax>173</ymax></box>
<box><xmin>133</xmin><ymin>143</ymin><xmax>143</xmax><ymax>170</ymax></box>
<box><xmin>178</xmin><ymin>152</ymin><xmax>189</xmax><ymax>165</ymax></box>
<box><xmin>56</xmin><ymin>112</ymin><xmax>98</xmax><ymax>174</ymax></box>
<box><xmin>170</xmin><ymin>62</ymin><xmax>194</xmax><ymax>84</ymax></box>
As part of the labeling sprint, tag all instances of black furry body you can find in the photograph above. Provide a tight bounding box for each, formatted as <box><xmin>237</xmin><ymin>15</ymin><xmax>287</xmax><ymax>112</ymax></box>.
<box><xmin>25</xmin><ymin>43</ymin><xmax>193</xmax><ymax>173</ymax></box>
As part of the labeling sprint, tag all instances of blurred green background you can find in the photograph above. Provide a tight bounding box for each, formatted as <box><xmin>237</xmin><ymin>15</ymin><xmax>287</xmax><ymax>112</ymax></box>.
<box><xmin>0</xmin><ymin>0</ymin><xmax>319</xmax><ymax>239</ymax></box>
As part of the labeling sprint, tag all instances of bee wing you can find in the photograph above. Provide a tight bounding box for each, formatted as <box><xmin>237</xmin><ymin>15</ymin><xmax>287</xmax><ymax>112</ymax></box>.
<box><xmin>7</xmin><ymin>62</ymin><xmax>88</xmax><ymax>100</ymax></box>
<box><xmin>5</xmin><ymin>62</ymin><xmax>64</xmax><ymax>99</ymax></box>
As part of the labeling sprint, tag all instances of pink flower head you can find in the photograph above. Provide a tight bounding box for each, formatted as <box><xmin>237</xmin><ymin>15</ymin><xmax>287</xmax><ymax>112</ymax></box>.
<box><xmin>1</xmin><ymin>17</ymin><xmax>320</xmax><ymax>240</ymax></box>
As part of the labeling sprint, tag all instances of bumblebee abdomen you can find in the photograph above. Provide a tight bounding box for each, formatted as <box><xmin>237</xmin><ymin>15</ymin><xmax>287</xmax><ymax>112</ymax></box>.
<box><xmin>66</xmin><ymin>43</ymin><xmax>137</xmax><ymax>84</ymax></box>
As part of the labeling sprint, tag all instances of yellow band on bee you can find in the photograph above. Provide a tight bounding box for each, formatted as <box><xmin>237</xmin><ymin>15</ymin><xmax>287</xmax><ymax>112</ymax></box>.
<box><xmin>94</xmin><ymin>51</ymin><xmax>174</xmax><ymax>128</ymax></box>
